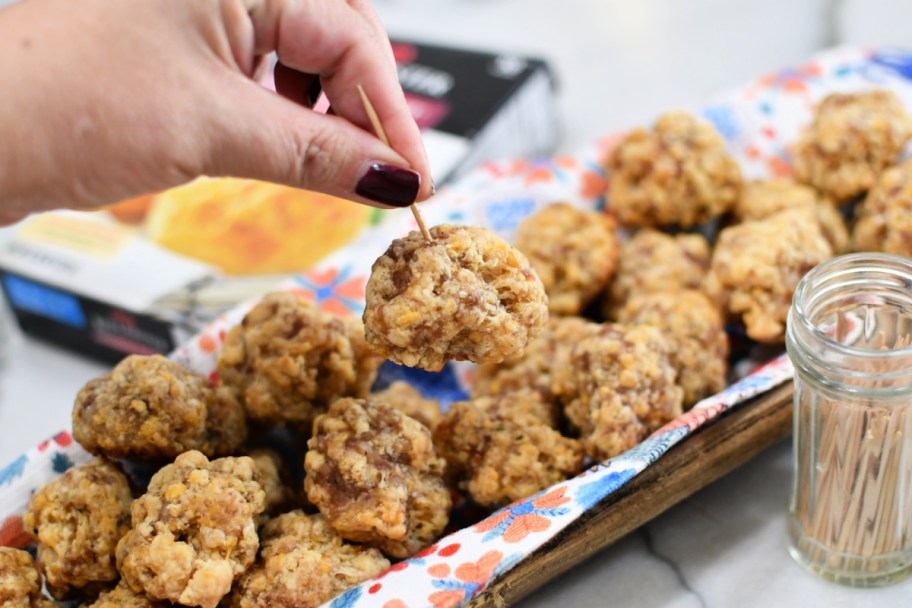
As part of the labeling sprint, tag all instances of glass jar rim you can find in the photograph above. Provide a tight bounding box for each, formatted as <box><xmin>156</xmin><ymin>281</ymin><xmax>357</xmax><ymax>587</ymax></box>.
<box><xmin>791</xmin><ymin>252</ymin><xmax>912</xmax><ymax>362</ymax></box>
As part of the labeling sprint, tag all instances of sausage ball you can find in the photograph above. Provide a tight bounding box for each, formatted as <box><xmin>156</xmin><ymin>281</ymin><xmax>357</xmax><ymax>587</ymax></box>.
<box><xmin>734</xmin><ymin>179</ymin><xmax>849</xmax><ymax>253</ymax></box>
<box><xmin>72</xmin><ymin>355</ymin><xmax>246</xmax><ymax>460</ymax></box>
<box><xmin>618</xmin><ymin>290</ymin><xmax>729</xmax><ymax>407</ymax></box>
<box><xmin>515</xmin><ymin>203</ymin><xmax>620</xmax><ymax>315</ymax></box>
<box><xmin>852</xmin><ymin>158</ymin><xmax>912</xmax><ymax>256</ymax></box>
<box><xmin>24</xmin><ymin>459</ymin><xmax>132</xmax><ymax>599</ymax></box>
<box><xmin>116</xmin><ymin>451</ymin><xmax>265</xmax><ymax>608</ymax></box>
<box><xmin>563</xmin><ymin>324</ymin><xmax>684</xmax><ymax>461</ymax></box>
<box><xmin>607</xmin><ymin>111</ymin><xmax>742</xmax><ymax>228</ymax></box>
<box><xmin>704</xmin><ymin>207</ymin><xmax>833</xmax><ymax>343</ymax></box>
<box><xmin>0</xmin><ymin>548</ymin><xmax>56</xmax><ymax>608</ymax></box>
<box><xmin>304</xmin><ymin>398</ymin><xmax>451</xmax><ymax>559</ymax></box>
<box><xmin>603</xmin><ymin>229</ymin><xmax>712</xmax><ymax>320</ymax></box>
<box><xmin>364</xmin><ymin>225</ymin><xmax>548</xmax><ymax>372</ymax></box>
<box><xmin>794</xmin><ymin>90</ymin><xmax>912</xmax><ymax>202</ymax></box>
<box><xmin>218</xmin><ymin>291</ymin><xmax>382</xmax><ymax>429</ymax></box>
<box><xmin>225</xmin><ymin>511</ymin><xmax>389</xmax><ymax>608</ymax></box>
<box><xmin>435</xmin><ymin>390</ymin><xmax>584</xmax><ymax>507</ymax></box>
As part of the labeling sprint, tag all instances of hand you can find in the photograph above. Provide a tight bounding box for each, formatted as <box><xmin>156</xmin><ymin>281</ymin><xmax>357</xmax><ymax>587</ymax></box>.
<box><xmin>0</xmin><ymin>0</ymin><xmax>432</xmax><ymax>224</ymax></box>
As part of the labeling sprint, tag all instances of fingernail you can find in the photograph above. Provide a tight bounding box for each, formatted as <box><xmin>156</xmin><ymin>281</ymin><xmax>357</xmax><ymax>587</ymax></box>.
<box><xmin>356</xmin><ymin>163</ymin><xmax>421</xmax><ymax>207</ymax></box>
<box><xmin>431</xmin><ymin>179</ymin><xmax>437</xmax><ymax>196</ymax></box>
<box><xmin>307</xmin><ymin>78</ymin><xmax>322</xmax><ymax>107</ymax></box>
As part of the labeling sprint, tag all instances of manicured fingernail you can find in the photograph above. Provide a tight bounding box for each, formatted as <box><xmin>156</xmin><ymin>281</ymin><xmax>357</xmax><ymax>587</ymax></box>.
<box><xmin>307</xmin><ymin>78</ymin><xmax>322</xmax><ymax>107</ymax></box>
<box><xmin>356</xmin><ymin>163</ymin><xmax>421</xmax><ymax>207</ymax></box>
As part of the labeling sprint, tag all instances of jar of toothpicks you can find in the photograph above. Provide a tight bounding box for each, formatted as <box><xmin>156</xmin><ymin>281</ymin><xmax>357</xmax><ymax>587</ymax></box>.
<box><xmin>786</xmin><ymin>253</ymin><xmax>912</xmax><ymax>587</ymax></box>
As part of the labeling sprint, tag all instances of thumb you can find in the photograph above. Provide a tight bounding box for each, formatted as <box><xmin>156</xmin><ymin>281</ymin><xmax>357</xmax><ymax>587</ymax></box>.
<box><xmin>203</xmin><ymin>77</ymin><xmax>423</xmax><ymax>209</ymax></box>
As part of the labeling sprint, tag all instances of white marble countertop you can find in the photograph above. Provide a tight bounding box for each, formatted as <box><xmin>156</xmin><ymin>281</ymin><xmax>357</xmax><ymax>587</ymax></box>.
<box><xmin>3</xmin><ymin>0</ymin><xmax>912</xmax><ymax>605</ymax></box>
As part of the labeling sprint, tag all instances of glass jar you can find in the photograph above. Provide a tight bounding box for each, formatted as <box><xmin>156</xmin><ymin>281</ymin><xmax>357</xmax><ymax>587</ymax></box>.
<box><xmin>786</xmin><ymin>253</ymin><xmax>912</xmax><ymax>587</ymax></box>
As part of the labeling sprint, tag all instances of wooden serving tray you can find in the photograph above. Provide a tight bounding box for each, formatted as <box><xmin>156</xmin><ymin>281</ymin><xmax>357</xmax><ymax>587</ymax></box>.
<box><xmin>469</xmin><ymin>381</ymin><xmax>795</xmax><ymax>606</ymax></box>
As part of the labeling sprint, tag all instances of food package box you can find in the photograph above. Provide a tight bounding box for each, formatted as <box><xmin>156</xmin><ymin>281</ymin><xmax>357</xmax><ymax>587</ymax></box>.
<box><xmin>0</xmin><ymin>39</ymin><xmax>558</xmax><ymax>363</ymax></box>
<box><xmin>3</xmin><ymin>46</ymin><xmax>912</xmax><ymax>607</ymax></box>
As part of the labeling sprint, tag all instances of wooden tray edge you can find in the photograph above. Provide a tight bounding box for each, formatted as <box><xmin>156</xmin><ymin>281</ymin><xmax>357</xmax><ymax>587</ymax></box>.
<box><xmin>468</xmin><ymin>380</ymin><xmax>795</xmax><ymax>607</ymax></box>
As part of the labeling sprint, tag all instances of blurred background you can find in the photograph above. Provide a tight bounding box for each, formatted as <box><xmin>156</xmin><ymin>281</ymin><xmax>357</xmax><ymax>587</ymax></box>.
<box><xmin>370</xmin><ymin>0</ymin><xmax>912</xmax><ymax>151</ymax></box>
<box><xmin>2</xmin><ymin>0</ymin><xmax>909</xmax><ymax>151</ymax></box>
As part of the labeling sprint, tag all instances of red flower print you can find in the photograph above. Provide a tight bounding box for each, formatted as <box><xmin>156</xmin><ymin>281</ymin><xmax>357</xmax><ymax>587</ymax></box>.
<box><xmin>0</xmin><ymin>515</ymin><xmax>34</xmax><ymax>549</ymax></box>
<box><xmin>197</xmin><ymin>333</ymin><xmax>218</xmax><ymax>354</ymax></box>
<box><xmin>478</xmin><ymin>157</ymin><xmax>566</xmax><ymax>187</ymax></box>
<box><xmin>751</xmin><ymin>61</ymin><xmax>821</xmax><ymax>98</ymax></box>
<box><xmin>656</xmin><ymin>402</ymin><xmax>727</xmax><ymax>434</ymax></box>
<box><xmin>412</xmin><ymin>543</ymin><xmax>439</xmax><ymax>560</ymax></box>
<box><xmin>52</xmin><ymin>432</ymin><xmax>72</xmax><ymax>447</ymax></box>
<box><xmin>439</xmin><ymin>543</ymin><xmax>461</xmax><ymax>557</ymax></box>
<box><xmin>375</xmin><ymin>561</ymin><xmax>410</xmax><ymax>580</ymax></box>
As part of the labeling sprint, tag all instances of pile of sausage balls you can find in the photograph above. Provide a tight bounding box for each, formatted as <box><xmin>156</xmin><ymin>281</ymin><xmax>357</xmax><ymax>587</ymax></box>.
<box><xmin>5</xmin><ymin>89</ymin><xmax>910</xmax><ymax>608</ymax></box>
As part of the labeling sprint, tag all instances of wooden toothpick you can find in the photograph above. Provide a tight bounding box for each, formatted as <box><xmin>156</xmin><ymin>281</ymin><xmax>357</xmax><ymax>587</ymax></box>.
<box><xmin>357</xmin><ymin>84</ymin><xmax>432</xmax><ymax>243</ymax></box>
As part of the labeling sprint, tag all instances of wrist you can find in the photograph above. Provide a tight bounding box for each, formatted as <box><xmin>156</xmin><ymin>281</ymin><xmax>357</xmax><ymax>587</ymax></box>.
<box><xmin>0</xmin><ymin>0</ymin><xmax>78</xmax><ymax>218</ymax></box>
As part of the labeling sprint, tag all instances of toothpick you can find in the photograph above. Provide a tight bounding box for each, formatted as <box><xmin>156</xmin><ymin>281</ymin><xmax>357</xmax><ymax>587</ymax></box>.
<box><xmin>357</xmin><ymin>84</ymin><xmax>432</xmax><ymax>243</ymax></box>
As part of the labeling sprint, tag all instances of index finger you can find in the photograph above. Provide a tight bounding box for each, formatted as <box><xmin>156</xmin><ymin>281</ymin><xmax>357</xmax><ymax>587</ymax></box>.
<box><xmin>245</xmin><ymin>0</ymin><xmax>433</xmax><ymax>201</ymax></box>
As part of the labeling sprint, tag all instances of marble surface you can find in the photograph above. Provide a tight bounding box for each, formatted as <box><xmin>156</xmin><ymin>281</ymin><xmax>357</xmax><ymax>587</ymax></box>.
<box><xmin>3</xmin><ymin>0</ymin><xmax>912</xmax><ymax>606</ymax></box>
<box><xmin>524</xmin><ymin>439</ymin><xmax>912</xmax><ymax>607</ymax></box>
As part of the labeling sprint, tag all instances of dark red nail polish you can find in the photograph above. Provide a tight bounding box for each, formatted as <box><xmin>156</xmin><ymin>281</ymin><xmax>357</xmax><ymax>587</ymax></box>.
<box><xmin>307</xmin><ymin>78</ymin><xmax>322</xmax><ymax>107</ymax></box>
<box><xmin>356</xmin><ymin>163</ymin><xmax>420</xmax><ymax>207</ymax></box>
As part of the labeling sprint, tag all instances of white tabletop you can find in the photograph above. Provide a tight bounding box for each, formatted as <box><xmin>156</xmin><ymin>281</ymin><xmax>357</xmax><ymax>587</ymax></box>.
<box><xmin>3</xmin><ymin>0</ymin><xmax>912</xmax><ymax>605</ymax></box>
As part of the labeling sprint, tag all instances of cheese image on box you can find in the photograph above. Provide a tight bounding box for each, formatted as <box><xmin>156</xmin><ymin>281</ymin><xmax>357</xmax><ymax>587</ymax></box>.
<box><xmin>144</xmin><ymin>178</ymin><xmax>374</xmax><ymax>276</ymax></box>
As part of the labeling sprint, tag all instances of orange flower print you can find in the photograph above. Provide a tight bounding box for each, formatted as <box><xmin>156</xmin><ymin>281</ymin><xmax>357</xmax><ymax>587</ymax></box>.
<box><xmin>767</xmin><ymin>155</ymin><xmax>793</xmax><ymax>178</ymax></box>
<box><xmin>454</xmin><ymin>551</ymin><xmax>502</xmax><ymax>584</ymax></box>
<box><xmin>292</xmin><ymin>265</ymin><xmax>366</xmax><ymax>316</ymax></box>
<box><xmin>580</xmin><ymin>170</ymin><xmax>607</xmax><ymax>199</ymax></box>
<box><xmin>0</xmin><ymin>515</ymin><xmax>34</xmax><ymax>549</ymax></box>
<box><xmin>474</xmin><ymin>487</ymin><xmax>571</xmax><ymax>543</ymax></box>
<box><xmin>479</xmin><ymin>157</ymin><xmax>564</xmax><ymax>187</ymax></box>
<box><xmin>428</xmin><ymin>589</ymin><xmax>465</xmax><ymax>608</ymax></box>
<box><xmin>525</xmin><ymin>165</ymin><xmax>555</xmax><ymax>186</ymax></box>
<box><xmin>427</xmin><ymin>551</ymin><xmax>504</xmax><ymax>608</ymax></box>
<box><xmin>748</xmin><ymin>61</ymin><xmax>822</xmax><ymax>99</ymax></box>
